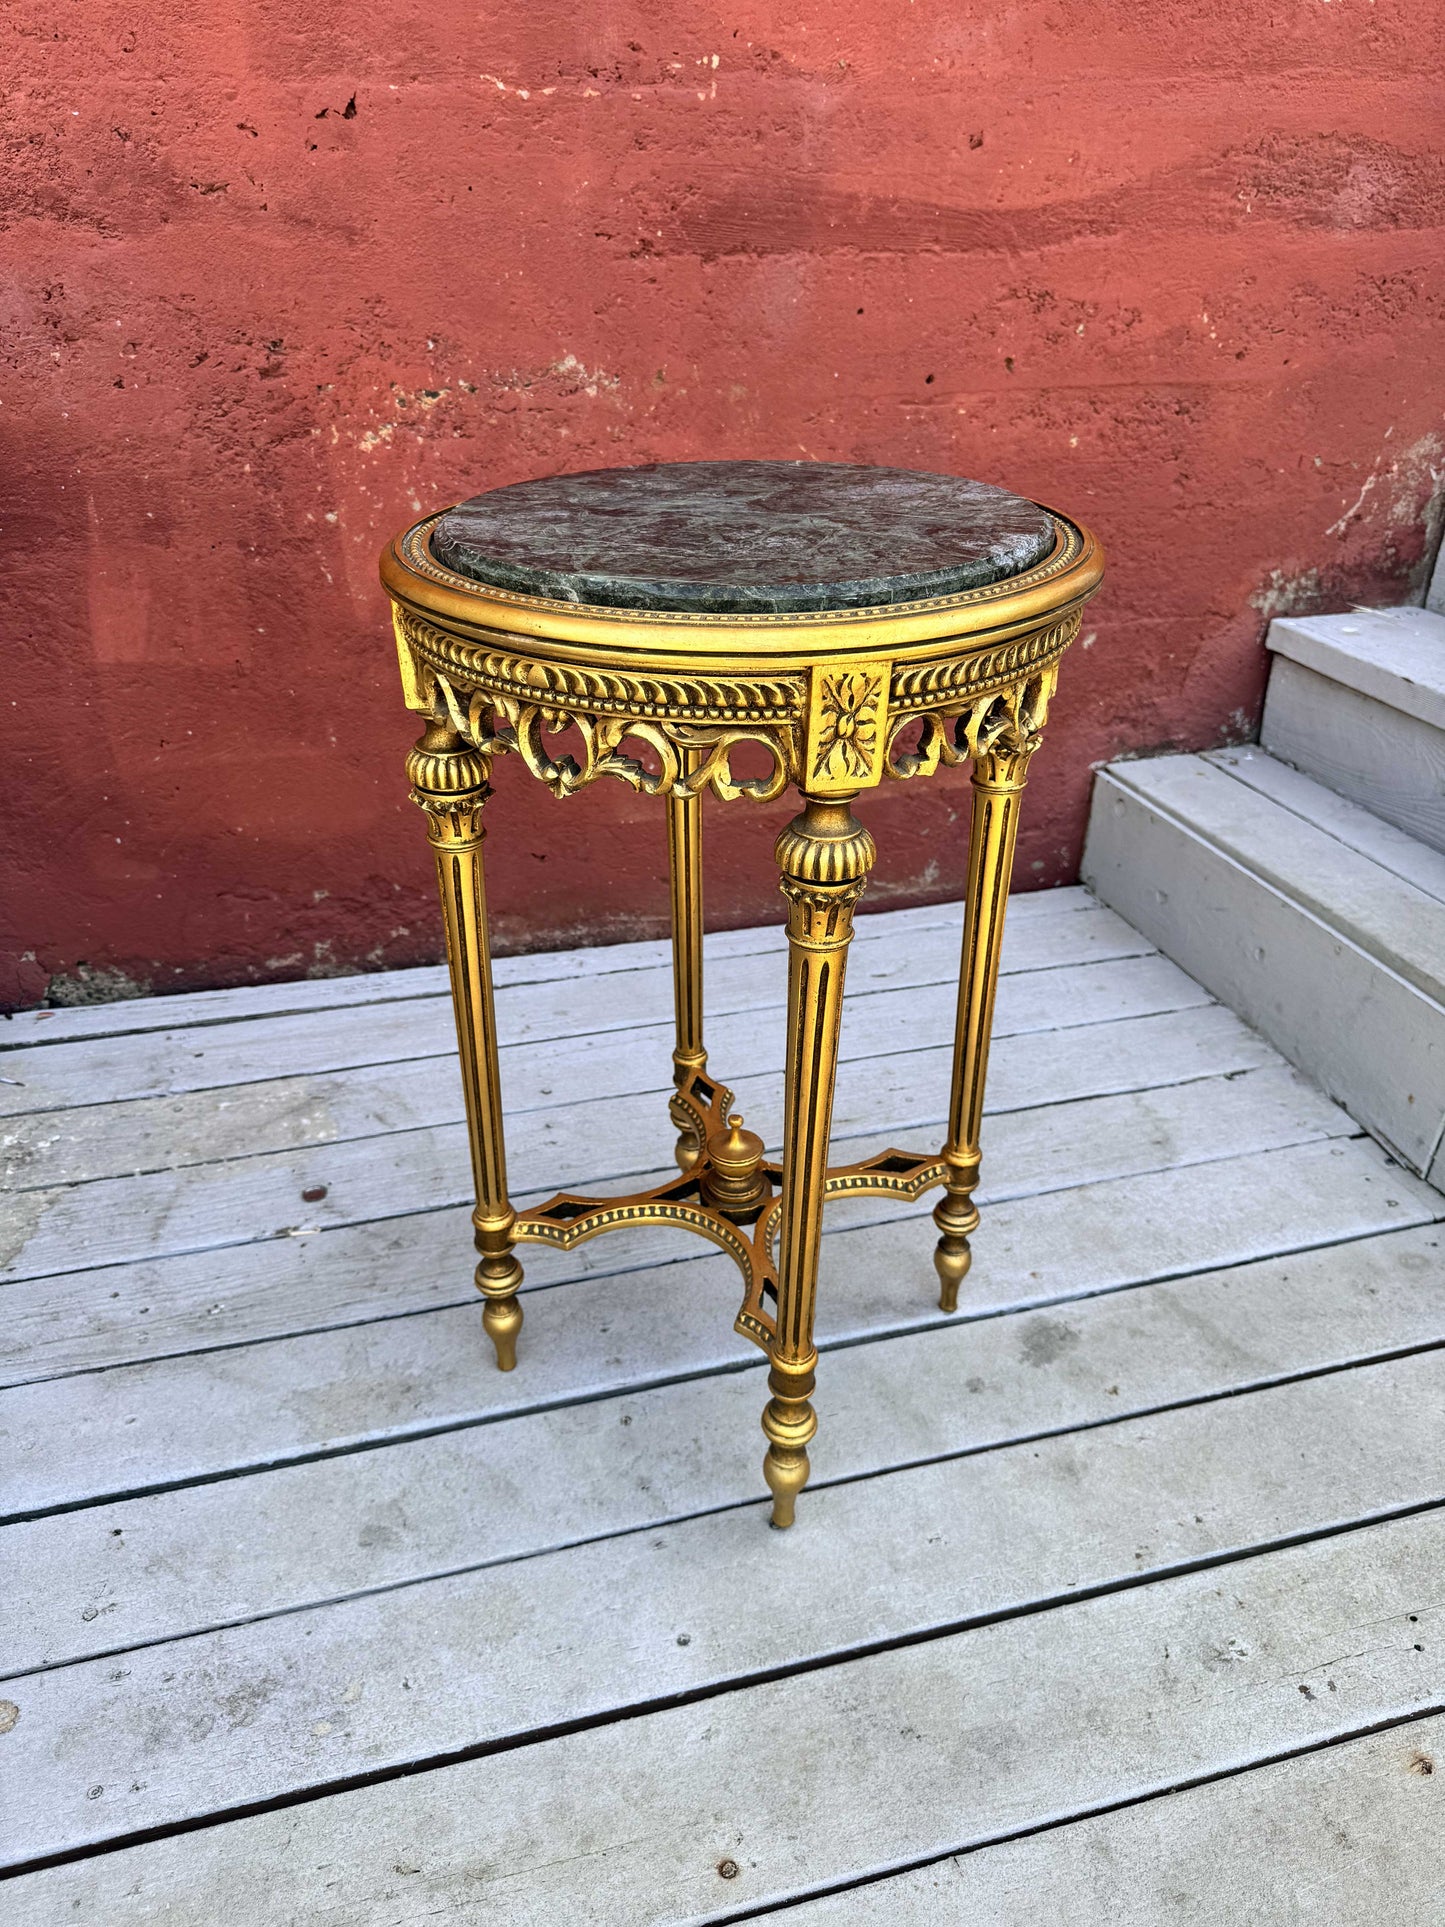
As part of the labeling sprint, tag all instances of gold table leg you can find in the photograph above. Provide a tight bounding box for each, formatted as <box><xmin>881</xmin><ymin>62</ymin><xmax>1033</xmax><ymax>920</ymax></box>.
<box><xmin>933</xmin><ymin>741</ymin><xmax>1036</xmax><ymax>1312</ymax></box>
<box><xmin>407</xmin><ymin>719</ymin><xmax>524</xmax><ymax>1370</ymax></box>
<box><xmin>765</xmin><ymin>795</ymin><xmax>876</xmax><ymax>1527</ymax></box>
<box><xmin>667</xmin><ymin>747</ymin><xmax>708</xmax><ymax>1171</ymax></box>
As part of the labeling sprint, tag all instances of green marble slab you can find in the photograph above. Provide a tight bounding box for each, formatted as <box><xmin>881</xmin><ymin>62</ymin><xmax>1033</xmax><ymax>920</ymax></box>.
<box><xmin>431</xmin><ymin>461</ymin><xmax>1055</xmax><ymax>615</ymax></box>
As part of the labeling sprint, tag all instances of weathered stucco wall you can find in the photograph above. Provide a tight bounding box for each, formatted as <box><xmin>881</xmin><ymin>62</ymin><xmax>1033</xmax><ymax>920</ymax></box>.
<box><xmin>4</xmin><ymin>1</ymin><xmax>1443</xmax><ymax>1005</ymax></box>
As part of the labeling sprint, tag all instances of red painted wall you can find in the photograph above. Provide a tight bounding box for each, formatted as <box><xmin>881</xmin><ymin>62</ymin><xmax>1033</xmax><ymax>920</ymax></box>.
<box><xmin>5</xmin><ymin>2</ymin><xmax>1442</xmax><ymax>1007</ymax></box>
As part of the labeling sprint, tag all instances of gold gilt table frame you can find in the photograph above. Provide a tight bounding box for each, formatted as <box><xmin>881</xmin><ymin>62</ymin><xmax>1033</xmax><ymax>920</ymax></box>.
<box><xmin>382</xmin><ymin>507</ymin><xmax>1103</xmax><ymax>1527</ymax></box>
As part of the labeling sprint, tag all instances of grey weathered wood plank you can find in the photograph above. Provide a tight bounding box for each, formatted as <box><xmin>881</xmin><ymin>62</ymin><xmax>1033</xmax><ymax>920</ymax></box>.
<box><xmin>7</xmin><ymin>1143</ymin><xmax>1437</xmax><ymax>1673</ymax></box>
<box><xmin>7</xmin><ymin>1512</ymin><xmax>1440</xmax><ymax>1921</ymax></box>
<box><xmin>1207</xmin><ymin>743</ymin><xmax>1445</xmax><ymax>908</ymax></box>
<box><xmin>0</xmin><ymin>886</ymin><xmax>1109</xmax><ymax>1086</ymax></box>
<box><xmin>0</xmin><ymin>1064</ymin><xmax>1361</xmax><ymax>1513</ymax></box>
<box><xmin>0</xmin><ymin>1051</ymin><xmax>1352</xmax><ymax>1390</ymax></box>
<box><xmin>756</xmin><ymin>1713</ymin><xmax>1445</xmax><ymax>1925</ymax></box>
<box><xmin>0</xmin><ymin>937</ymin><xmax>1172</xmax><ymax>1189</ymax></box>
<box><xmin>0</xmin><ymin>955</ymin><xmax>1217</xmax><ymax>1283</ymax></box>
<box><xmin>0</xmin><ymin>888</ymin><xmax>1096</xmax><ymax>1052</ymax></box>
<box><xmin>10</xmin><ymin>1215</ymin><xmax>1442</xmax><ymax>1527</ymax></box>
<box><xmin>0</xmin><ymin>895</ymin><xmax>1131</xmax><ymax>1123</ymax></box>
<box><xmin>6</xmin><ymin>1351</ymin><xmax>1443</xmax><ymax>1866</ymax></box>
<box><xmin>0</xmin><ymin>1001</ymin><xmax>1280</xmax><ymax>1384</ymax></box>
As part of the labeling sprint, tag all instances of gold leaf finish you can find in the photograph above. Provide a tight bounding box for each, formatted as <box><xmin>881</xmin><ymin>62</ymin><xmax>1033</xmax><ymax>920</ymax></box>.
<box><xmin>386</xmin><ymin>492</ymin><xmax>1103</xmax><ymax>1526</ymax></box>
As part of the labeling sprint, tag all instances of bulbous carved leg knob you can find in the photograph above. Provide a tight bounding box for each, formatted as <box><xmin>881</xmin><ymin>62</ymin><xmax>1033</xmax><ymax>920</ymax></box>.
<box><xmin>761</xmin><ymin>1357</ymin><xmax>818</xmax><ymax>1530</ymax></box>
<box><xmin>475</xmin><ymin>1215</ymin><xmax>525</xmax><ymax>1371</ymax></box>
<box><xmin>932</xmin><ymin>1160</ymin><xmax>981</xmax><ymax>1314</ymax></box>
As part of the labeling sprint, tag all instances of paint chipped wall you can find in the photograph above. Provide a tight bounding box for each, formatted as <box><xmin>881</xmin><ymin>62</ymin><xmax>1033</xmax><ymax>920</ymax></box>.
<box><xmin>4</xmin><ymin>2</ymin><xmax>1442</xmax><ymax>1005</ymax></box>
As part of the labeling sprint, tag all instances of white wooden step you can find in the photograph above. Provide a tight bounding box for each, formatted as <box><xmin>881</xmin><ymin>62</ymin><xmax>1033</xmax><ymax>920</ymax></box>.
<box><xmin>760</xmin><ymin>1712</ymin><xmax>1445</xmax><ymax>1925</ymax></box>
<box><xmin>5</xmin><ymin>1350</ymin><xmax>1443</xmax><ymax>1867</ymax></box>
<box><xmin>1263</xmin><ymin>607</ymin><xmax>1445</xmax><ymax>851</ymax></box>
<box><xmin>1202</xmin><ymin>744</ymin><xmax>1445</xmax><ymax>907</ymax></box>
<box><xmin>1268</xmin><ymin>607</ymin><xmax>1445</xmax><ymax>733</ymax></box>
<box><xmin>1082</xmin><ymin>751</ymin><xmax>1445</xmax><ymax>1182</ymax></box>
<box><xmin>7</xmin><ymin>1511</ymin><xmax>1440</xmax><ymax>1921</ymax></box>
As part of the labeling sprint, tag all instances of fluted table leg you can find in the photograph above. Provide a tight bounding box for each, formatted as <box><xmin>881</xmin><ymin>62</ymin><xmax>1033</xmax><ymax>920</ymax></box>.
<box><xmin>933</xmin><ymin>739</ymin><xmax>1038</xmax><ymax>1313</ymax></box>
<box><xmin>667</xmin><ymin>746</ymin><xmax>708</xmax><ymax>1170</ymax></box>
<box><xmin>765</xmin><ymin>795</ymin><xmax>876</xmax><ymax>1527</ymax></box>
<box><xmin>407</xmin><ymin>718</ymin><xmax>524</xmax><ymax>1370</ymax></box>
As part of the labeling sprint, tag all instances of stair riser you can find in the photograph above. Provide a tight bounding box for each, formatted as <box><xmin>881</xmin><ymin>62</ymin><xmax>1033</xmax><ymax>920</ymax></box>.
<box><xmin>1082</xmin><ymin>771</ymin><xmax>1445</xmax><ymax>1184</ymax></box>
<box><xmin>1263</xmin><ymin>655</ymin><xmax>1445</xmax><ymax>854</ymax></box>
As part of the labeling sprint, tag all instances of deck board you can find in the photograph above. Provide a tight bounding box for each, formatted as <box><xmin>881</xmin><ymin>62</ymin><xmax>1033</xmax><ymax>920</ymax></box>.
<box><xmin>0</xmin><ymin>946</ymin><xmax>1192</xmax><ymax>1195</ymax></box>
<box><xmin>756</xmin><ymin>1712</ymin><xmax>1445</xmax><ymax>1925</ymax></box>
<box><xmin>0</xmin><ymin>897</ymin><xmax>1143</xmax><ymax>1123</ymax></box>
<box><xmin>0</xmin><ymin>1060</ymin><xmax>1360</xmax><ymax>1514</ymax></box>
<box><xmin>0</xmin><ymin>1001</ymin><xmax>1278</xmax><ymax>1385</ymax></box>
<box><xmin>6</xmin><ymin>1353</ymin><xmax>1443</xmax><ymax>1867</ymax></box>
<box><xmin>1</xmin><ymin>888</ymin><xmax>1440</xmax><ymax>1914</ymax></box>
<box><xmin>11</xmin><ymin>1211</ymin><xmax>1444</xmax><ymax>1677</ymax></box>
<box><xmin>0</xmin><ymin>888</ymin><xmax>1094</xmax><ymax>1052</ymax></box>
<box><xmin>3</xmin><ymin>1220</ymin><xmax>1438</xmax><ymax>1523</ymax></box>
<box><xmin>8</xmin><ymin>1514</ymin><xmax>1441</xmax><ymax>1917</ymax></box>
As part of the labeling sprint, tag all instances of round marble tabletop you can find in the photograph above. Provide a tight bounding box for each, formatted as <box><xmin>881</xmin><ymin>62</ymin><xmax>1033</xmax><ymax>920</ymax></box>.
<box><xmin>430</xmin><ymin>461</ymin><xmax>1056</xmax><ymax>616</ymax></box>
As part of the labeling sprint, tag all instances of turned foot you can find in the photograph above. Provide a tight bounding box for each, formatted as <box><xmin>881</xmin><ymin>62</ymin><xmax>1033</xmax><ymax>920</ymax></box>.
<box><xmin>476</xmin><ymin>1236</ymin><xmax>524</xmax><ymax>1371</ymax></box>
<box><xmin>481</xmin><ymin>1291</ymin><xmax>523</xmax><ymax>1371</ymax></box>
<box><xmin>932</xmin><ymin>1189</ymin><xmax>979</xmax><ymax>1314</ymax></box>
<box><xmin>761</xmin><ymin>1358</ymin><xmax>817</xmax><ymax>1529</ymax></box>
<box><xmin>763</xmin><ymin>1441</ymin><xmax>811</xmax><ymax>1530</ymax></box>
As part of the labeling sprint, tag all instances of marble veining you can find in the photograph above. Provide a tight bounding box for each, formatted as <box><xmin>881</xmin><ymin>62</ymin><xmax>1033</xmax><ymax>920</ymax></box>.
<box><xmin>431</xmin><ymin>461</ymin><xmax>1055</xmax><ymax>614</ymax></box>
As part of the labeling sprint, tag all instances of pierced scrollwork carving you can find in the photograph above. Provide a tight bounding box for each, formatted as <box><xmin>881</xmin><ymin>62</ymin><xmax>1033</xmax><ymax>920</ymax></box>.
<box><xmin>670</xmin><ymin>726</ymin><xmax>792</xmax><ymax>804</ymax></box>
<box><xmin>424</xmin><ymin>664</ymin><xmax>800</xmax><ymax>804</ymax></box>
<box><xmin>393</xmin><ymin>588</ymin><xmax>1078</xmax><ymax>804</ymax></box>
<box><xmin>885</xmin><ymin>664</ymin><xmax>1060</xmax><ymax>784</ymax></box>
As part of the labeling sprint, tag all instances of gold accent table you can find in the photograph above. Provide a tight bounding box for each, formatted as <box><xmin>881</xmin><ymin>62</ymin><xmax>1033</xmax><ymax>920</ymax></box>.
<box><xmin>381</xmin><ymin>462</ymin><xmax>1103</xmax><ymax>1527</ymax></box>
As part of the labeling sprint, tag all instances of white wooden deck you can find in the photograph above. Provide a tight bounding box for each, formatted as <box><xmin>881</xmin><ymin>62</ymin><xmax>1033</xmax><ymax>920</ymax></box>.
<box><xmin>2</xmin><ymin>886</ymin><xmax>1443</xmax><ymax>1922</ymax></box>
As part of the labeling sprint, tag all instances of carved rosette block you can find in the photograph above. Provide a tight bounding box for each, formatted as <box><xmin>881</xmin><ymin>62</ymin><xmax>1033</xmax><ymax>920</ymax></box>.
<box><xmin>803</xmin><ymin>661</ymin><xmax>891</xmax><ymax>795</ymax></box>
